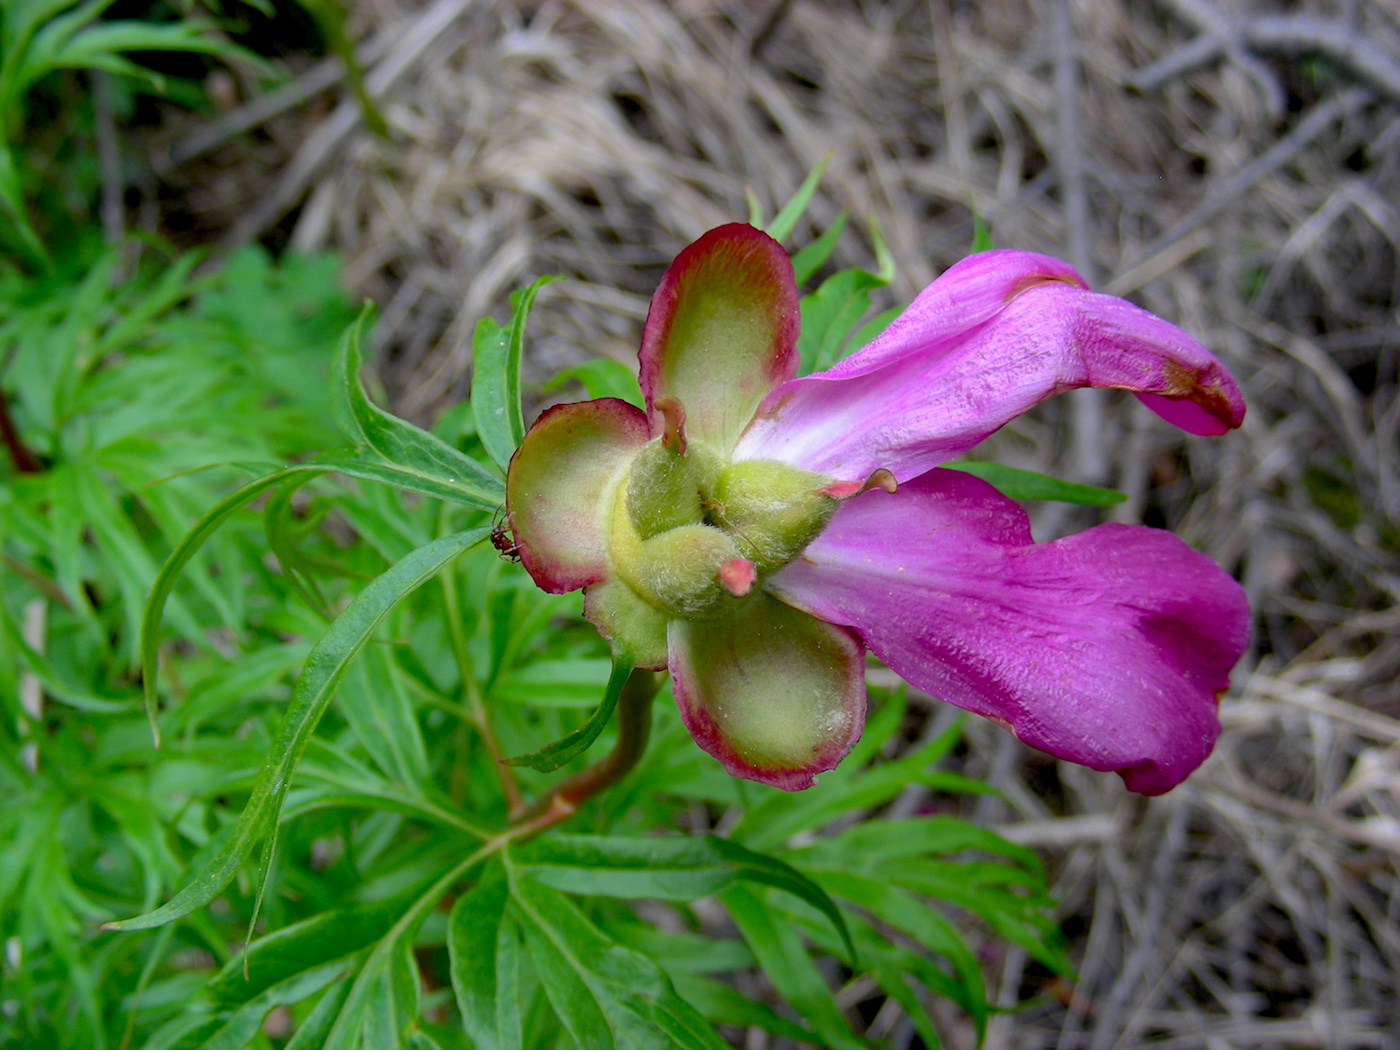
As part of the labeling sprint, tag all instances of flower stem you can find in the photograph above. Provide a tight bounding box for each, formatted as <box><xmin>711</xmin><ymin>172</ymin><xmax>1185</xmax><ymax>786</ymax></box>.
<box><xmin>510</xmin><ymin>667</ymin><xmax>658</xmax><ymax>834</ymax></box>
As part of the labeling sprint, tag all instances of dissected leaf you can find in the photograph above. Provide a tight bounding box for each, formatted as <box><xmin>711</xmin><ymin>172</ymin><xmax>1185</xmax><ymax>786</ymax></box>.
<box><xmin>517</xmin><ymin>834</ymin><xmax>854</xmax><ymax>965</ymax></box>
<box><xmin>448</xmin><ymin>863</ymin><xmax>523</xmax><ymax>1050</ymax></box>
<box><xmin>721</xmin><ymin>884</ymin><xmax>863</xmax><ymax>1050</ymax></box>
<box><xmin>109</xmin><ymin>527</ymin><xmax>488</xmax><ymax>931</ymax></box>
<box><xmin>505</xmin><ymin>853</ymin><xmax>729</xmax><ymax>1050</ymax></box>
<box><xmin>331</xmin><ymin>307</ymin><xmax>502</xmax><ymax>494</ymax></box>
<box><xmin>790</xmin><ymin>209</ymin><xmax>848</xmax><ymax>285</ymax></box>
<box><xmin>796</xmin><ymin>267</ymin><xmax>887</xmax><ymax>374</ymax></box>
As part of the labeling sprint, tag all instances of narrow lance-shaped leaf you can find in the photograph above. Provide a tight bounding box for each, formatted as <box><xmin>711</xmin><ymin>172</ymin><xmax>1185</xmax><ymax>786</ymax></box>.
<box><xmin>517</xmin><ymin>834</ymin><xmax>855</xmax><ymax>966</ymax></box>
<box><xmin>721</xmin><ymin>884</ymin><xmax>864</xmax><ymax>1050</ymax></box>
<box><xmin>766</xmin><ymin>152</ymin><xmax>832</xmax><ymax>244</ymax></box>
<box><xmin>505</xmin><ymin>851</ymin><xmax>731</xmax><ymax>1050</ymax></box>
<box><xmin>322</xmin><ymin>845</ymin><xmax>494</xmax><ymax>1050</ymax></box>
<box><xmin>331</xmin><ymin>305</ymin><xmax>503</xmax><ymax>498</ymax></box>
<box><xmin>109</xmin><ymin>526</ymin><xmax>489</xmax><ymax>931</ymax></box>
<box><xmin>504</xmin><ymin>655</ymin><xmax>633</xmax><ymax>772</ymax></box>
<box><xmin>472</xmin><ymin>276</ymin><xmax>560</xmax><ymax>471</ymax></box>
<box><xmin>790</xmin><ymin>209</ymin><xmax>848</xmax><ymax>286</ymax></box>
<box><xmin>141</xmin><ymin>458</ymin><xmax>501</xmax><ymax>741</ymax></box>
<box><xmin>448</xmin><ymin>862</ymin><xmax>523</xmax><ymax>1050</ymax></box>
<box><xmin>945</xmin><ymin>460</ymin><xmax>1127</xmax><ymax>505</ymax></box>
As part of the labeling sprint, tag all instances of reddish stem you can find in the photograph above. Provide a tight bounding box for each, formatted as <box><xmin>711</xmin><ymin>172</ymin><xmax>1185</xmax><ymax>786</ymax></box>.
<box><xmin>0</xmin><ymin>394</ymin><xmax>40</xmax><ymax>474</ymax></box>
<box><xmin>511</xmin><ymin>668</ymin><xmax>657</xmax><ymax>833</ymax></box>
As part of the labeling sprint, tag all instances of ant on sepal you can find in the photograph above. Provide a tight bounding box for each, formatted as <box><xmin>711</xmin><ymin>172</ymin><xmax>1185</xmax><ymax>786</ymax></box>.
<box><xmin>490</xmin><ymin>507</ymin><xmax>521</xmax><ymax>562</ymax></box>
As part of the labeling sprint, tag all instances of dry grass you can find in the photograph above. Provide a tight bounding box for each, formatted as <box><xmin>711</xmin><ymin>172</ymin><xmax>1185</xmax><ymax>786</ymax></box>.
<box><xmin>142</xmin><ymin>0</ymin><xmax>1400</xmax><ymax>1045</ymax></box>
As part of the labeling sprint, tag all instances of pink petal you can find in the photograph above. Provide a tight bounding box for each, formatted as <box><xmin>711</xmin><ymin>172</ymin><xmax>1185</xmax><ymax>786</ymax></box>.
<box><xmin>668</xmin><ymin>594</ymin><xmax>866</xmax><ymax>791</ymax></box>
<box><xmin>734</xmin><ymin>250</ymin><xmax>1245</xmax><ymax>482</ymax></box>
<box><xmin>506</xmin><ymin>398</ymin><xmax>650</xmax><ymax>593</ymax></box>
<box><xmin>768</xmin><ymin>469</ymin><xmax>1249</xmax><ymax>794</ymax></box>
<box><xmin>639</xmin><ymin>224</ymin><xmax>800</xmax><ymax>453</ymax></box>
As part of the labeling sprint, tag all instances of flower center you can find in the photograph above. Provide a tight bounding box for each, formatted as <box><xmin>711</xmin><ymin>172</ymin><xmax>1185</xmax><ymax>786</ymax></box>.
<box><xmin>608</xmin><ymin>434</ymin><xmax>839</xmax><ymax>620</ymax></box>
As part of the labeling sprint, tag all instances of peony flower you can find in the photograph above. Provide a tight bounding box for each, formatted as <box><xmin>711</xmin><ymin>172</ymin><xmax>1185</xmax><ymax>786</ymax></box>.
<box><xmin>505</xmin><ymin>224</ymin><xmax>1249</xmax><ymax>794</ymax></box>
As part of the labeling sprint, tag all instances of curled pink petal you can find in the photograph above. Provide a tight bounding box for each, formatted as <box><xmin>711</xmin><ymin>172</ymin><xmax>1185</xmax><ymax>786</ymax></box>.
<box><xmin>669</xmin><ymin>594</ymin><xmax>866</xmax><ymax>790</ymax></box>
<box><xmin>639</xmin><ymin>224</ymin><xmax>800</xmax><ymax>452</ymax></box>
<box><xmin>734</xmin><ymin>249</ymin><xmax>1245</xmax><ymax>482</ymax></box>
<box><xmin>506</xmin><ymin>398</ymin><xmax>650</xmax><ymax>593</ymax></box>
<box><xmin>768</xmin><ymin>468</ymin><xmax>1249</xmax><ymax>794</ymax></box>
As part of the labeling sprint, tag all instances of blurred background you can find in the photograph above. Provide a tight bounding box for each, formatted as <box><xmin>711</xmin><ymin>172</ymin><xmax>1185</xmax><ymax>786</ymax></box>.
<box><xmin>5</xmin><ymin>0</ymin><xmax>1399</xmax><ymax>1046</ymax></box>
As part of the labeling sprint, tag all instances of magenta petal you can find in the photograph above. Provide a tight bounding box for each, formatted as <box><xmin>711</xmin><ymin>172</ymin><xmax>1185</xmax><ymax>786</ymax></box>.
<box><xmin>734</xmin><ymin>250</ymin><xmax>1245</xmax><ymax>481</ymax></box>
<box><xmin>768</xmin><ymin>469</ymin><xmax>1249</xmax><ymax>794</ymax></box>
<box><xmin>506</xmin><ymin>398</ymin><xmax>650</xmax><ymax>593</ymax></box>
<box><xmin>639</xmin><ymin>224</ymin><xmax>800</xmax><ymax>452</ymax></box>
<box><xmin>668</xmin><ymin>594</ymin><xmax>866</xmax><ymax>791</ymax></box>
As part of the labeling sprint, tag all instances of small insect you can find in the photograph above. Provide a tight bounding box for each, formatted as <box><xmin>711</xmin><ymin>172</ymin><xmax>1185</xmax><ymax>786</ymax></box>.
<box><xmin>491</xmin><ymin>509</ymin><xmax>521</xmax><ymax>561</ymax></box>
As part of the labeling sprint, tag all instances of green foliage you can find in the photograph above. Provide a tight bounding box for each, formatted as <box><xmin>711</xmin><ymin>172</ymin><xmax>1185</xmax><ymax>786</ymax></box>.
<box><xmin>472</xmin><ymin>276</ymin><xmax>559</xmax><ymax>472</ymax></box>
<box><xmin>0</xmin><ymin>0</ymin><xmax>255</xmax><ymax>265</ymax></box>
<box><xmin>0</xmin><ymin>245</ymin><xmax>359</xmax><ymax>1047</ymax></box>
<box><xmin>945</xmin><ymin>461</ymin><xmax>1128</xmax><ymax>506</ymax></box>
<box><xmin>3</xmin><ymin>218</ymin><xmax>1072</xmax><ymax>1048</ymax></box>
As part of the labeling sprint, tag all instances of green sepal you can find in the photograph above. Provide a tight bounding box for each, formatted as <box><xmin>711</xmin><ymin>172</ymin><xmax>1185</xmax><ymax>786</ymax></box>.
<box><xmin>583</xmin><ymin>579</ymin><xmax>670</xmax><ymax>670</ymax></box>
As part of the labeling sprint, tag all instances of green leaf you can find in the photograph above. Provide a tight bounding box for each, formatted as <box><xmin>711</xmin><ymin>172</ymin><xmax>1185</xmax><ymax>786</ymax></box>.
<box><xmin>505</xmin><ymin>853</ymin><xmax>730</xmax><ymax>1050</ymax></box>
<box><xmin>943</xmin><ymin>461</ymin><xmax>1128</xmax><ymax>506</ymax></box>
<box><xmin>194</xmin><ymin>956</ymin><xmax>352</xmax><ymax>1050</ymax></box>
<box><xmin>790</xmin><ymin>209</ymin><xmax>848</xmax><ymax>285</ymax></box>
<box><xmin>721</xmin><ymin>884</ymin><xmax>863</xmax><ymax>1050</ymax></box>
<box><xmin>730</xmin><ymin>713</ymin><xmax>970</xmax><ymax>850</ymax></box>
<box><xmin>504</xmin><ymin>656</ymin><xmax>632</xmax><ymax>772</ymax></box>
<box><xmin>493</xmin><ymin>657</ymin><xmax>614</xmax><ymax>708</ymax></box>
<box><xmin>846</xmin><ymin>304</ymin><xmax>900</xmax><ymax>356</ymax></box>
<box><xmin>320</xmin><ymin>848</ymin><xmax>493</xmax><ymax>1050</ymax></box>
<box><xmin>141</xmin><ymin>459</ymin><xmax>499</xmax><ymax>739</ymax></box>
<box><xmin>206</xmin><ymin>884</ymin><xmax>425</xmax><ymax>1007</ymax></box>
<box><xmin>766</xmin><ymin>152</ymin><xmax>831</xmax><ymax>244</ymax></box>
<box><xmin>331</xmin><ymin>306</ymin><xmax>502</xmax><ymax>494</ymax></box>
<box><xmin>970</xmin><ymin>207</ymin><xmax>995</xmax><ymax>253</ymax></box>
<box><xmin>109</xmin><ymin>527</ymin><xmax>489</xmax><ymax>931</ymax></box>
<box><xmin>744</xmin><ymin>187</ymin><xmax>764</xmax><ymax>228</ymax></box>
<box><xmin>448</xmin><ymin>863</ymin><xmax>523</xmax><ymax>1050</ymax></box>
<box><xmin>794</xmin><ymin>815</ymin><xmax>1041</xmax><ymax>876</ymax></box>
<box><xmin>356</xmin><ymin>938</ymin><xmax>422</xmax><ymax>1050</ymax></box>
<box><xmin>140</xmin><ymin>468</ymin><xmax>316</xmax><ymax>741</ymax></box>
<box><xmin>544</xmin><ymin>358</ymin><xmax>644</xmax><ymax>409</ymax></box>
<box><xmin>667</xmin><ymin>974</ymin><xmax>812</xmax><ymax>1042</ymax></box>
<box><xmin>517</xmin><ymin>834</ymin><xmax>854</xmax><ymax>966</ymax></box>
<box><xmin>282</xmin><ymin>976</ymin><xmax>356</xmax><ymax>1050</ymax></box>
<box><xmin>893</xmin><ymin>860</ymin><xmax>1070</xmax><ymax>976</ymax></box>
<box><xmin>338</xmin><ymin>643</ymin><xmax>430</xmax><ymax>789</ymax></box>
<box><xmin>472</xmin><ymin>276</ymin><xmax>559</xmax><ymax>472</ymax></box>
<box><xmin>808</xmin><ymin>870</ymin><xmax>988</xmax><ymax>1031</ymax></box>
<box><xmin>318</xmin><ymin>451</ymin><xmax>502</xmax><ymax>509</ymax></box>
<box><xmin>796</xmin><ymin>267</ymin><xmax>886</xmax><ymax>375</ymax></box>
